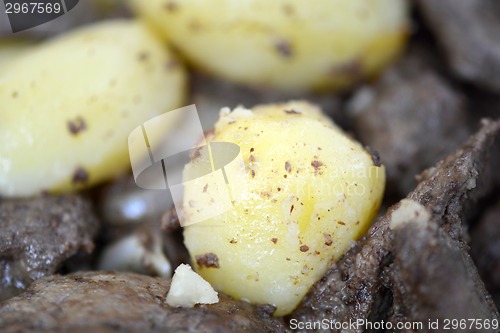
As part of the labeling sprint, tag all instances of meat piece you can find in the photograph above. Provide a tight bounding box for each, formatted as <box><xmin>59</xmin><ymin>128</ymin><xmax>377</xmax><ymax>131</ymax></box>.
<box><xmin>388</xmin><ymin>200</ymin><xmax>498</xmax><ymax>332</ymax></box>
<box><xmin>290</xmin><ymin>120</ymin><xmax>500</xmax><ymax>332</ymax></box>
<box><xmin>0</xmin><ymin>271</ymin><xmax>291</xmax><ymax>333</ymax></box>
<box><xmin>471</xmin><ymin>199</ymin><xmax>500</xmax><ymax>308</ymax></box>
<box><xmin>467</xmin><ymin>90</ymin><xmax>500</xmax><ymax>188</ymax></box>
<box><xmin>416</xmin><ymin>0</ymin><xmax>500</xmax><ymax>92</ymax></box>
<box><xmin>349</xmin><ymin>56</ymin><xmax>470</xmax><ymax>197</ymax></box>
<box><xmin>0</xmin><ymin>194</ymin><xmax>99</xmax><ymax>301</ymax></box>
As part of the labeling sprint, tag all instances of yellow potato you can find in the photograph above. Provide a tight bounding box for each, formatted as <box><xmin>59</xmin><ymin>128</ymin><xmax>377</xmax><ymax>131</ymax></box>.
<box><xmin>0</xmin><ymin>39</ymin><xmax>35</xmax><ymax>66</ymax></box>
<box><xmin>128</xmin><ymin>0</ymin><xmax>409</xmax><ymax>92</ymax></box>
<box><xmin>183</xmin><ymin>101</ymin><xmax>385</xmax><ymax>315</ymax></box>
<box><xmin>0</xmin><ymin>20</ymin><xmax>186</xmax><ymax>197</ymax></box>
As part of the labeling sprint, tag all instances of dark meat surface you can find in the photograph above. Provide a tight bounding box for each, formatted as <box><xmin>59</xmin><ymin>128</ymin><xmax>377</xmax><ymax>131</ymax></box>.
<box><xmin>416</xmin><ymin>0</ymin><xmax>500</xmax><ymax>92</ymax></box>
<box><xmin>0</xmin><ymin>194</ymin><xmax>99</xmax><ymax>301</ymax></box>
<box><xmin>471</xmin><ymin>199</ymin><xmax>500</xmax><ymax>308</ymax></box>
<box><xmin>0</xmin><ymin>271</ymin><xmax>291</xmax><ymax>333</ymax></box>
<box><xmin>290</xmin><ymin>120</ymin><xmax>500</xmax><ymax>332</ymax></box>
<box><xmin>388</xmin><ymin>201</ymin><xmax>497</xmax><ymax>332</ymax></box>
<box><xmin>467</xmin><ymin>91</ymin><xmax>500</xmax><ymax>188</ymax></box>
<box><xmin>350</xmin><ymin>55</ymin><xmax>470</xmax><ymax>198</ymax></box>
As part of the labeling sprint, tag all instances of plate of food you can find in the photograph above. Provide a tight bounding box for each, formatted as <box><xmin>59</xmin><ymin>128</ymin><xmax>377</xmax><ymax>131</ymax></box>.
<box><xmin>0</xmin><ymin>1</ymin><xmax>499</xmax><ymax>332</ymax></box>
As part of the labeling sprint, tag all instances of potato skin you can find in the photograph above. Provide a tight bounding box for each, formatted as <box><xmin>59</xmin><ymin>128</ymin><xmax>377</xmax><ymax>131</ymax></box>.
<box><xmin>128</xmin><ymin>0</ymin><xmax>409</xmax><ymax>92</ymax></box>
<box><xmin>183</xmin><ymin>101</ymin><xmax>385</xmax><ymax>315</ymax></box>
<box><xmin>0</xmin><ymin>20</ymin><xmax>186</xmax><ymax>197</ymax></box>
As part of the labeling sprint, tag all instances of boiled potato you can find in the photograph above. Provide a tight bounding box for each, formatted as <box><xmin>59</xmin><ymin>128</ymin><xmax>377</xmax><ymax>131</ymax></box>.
<box><xmin>183</xmin><ymin>101</ymin><xmax>385</xmax><ymax>315</ymax></box>
<box><xmin>128</xmin><ymin>0</ymin><xmax>409</xmax><ymax>92</ymax></box>
<box><xmin>0</xmin><ymin>20</ymin><xmax>186</xmax><ymax>197</ymax></box>
<box><xmin>0</xmin><ymin>39</ymin><xmax>36</xmax><ymax>66</ymax></box>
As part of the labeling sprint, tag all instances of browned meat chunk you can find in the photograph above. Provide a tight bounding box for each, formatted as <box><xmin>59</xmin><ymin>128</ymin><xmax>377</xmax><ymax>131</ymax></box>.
<box><xmin>471</xmin><ymin>199</ymin><xmax>500</xmax><ymax>308</ymax></box>
<box><xmin>0</xmin><ymin>271</ymin><xmax>291</xmax><ymax>333</ymax></box>
<box><xmin>350</xmin><ymin>57</ymin><xmax>470</xmax><ymax>197</ymax></box>
<box><xmin>416</xmin><ymin>0</ymin><xmax>500</xmax><ymax>92</ymax></box>
<box><xmin>0</xmin><ymin>194</ymin><xmax>99</xmax><ymax>301</ymax></box>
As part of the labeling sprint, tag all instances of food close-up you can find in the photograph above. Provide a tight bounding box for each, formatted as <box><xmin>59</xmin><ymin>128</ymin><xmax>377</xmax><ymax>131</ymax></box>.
<box><xmin>0</xmin><ymin>1</ymin><xmax>499</xmax><ymax>332</ymax></box>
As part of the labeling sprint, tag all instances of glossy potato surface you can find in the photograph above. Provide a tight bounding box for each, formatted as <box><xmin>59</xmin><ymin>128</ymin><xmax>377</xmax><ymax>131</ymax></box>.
<box><xmin>128</xmin><ymin>0</ymin><xmax>409</xmax><ymax>91</ymax></box>
<box><xmin>0</xmin><ymin>20</ymin><xmax>186</xmax><ymax>197</ymax></box>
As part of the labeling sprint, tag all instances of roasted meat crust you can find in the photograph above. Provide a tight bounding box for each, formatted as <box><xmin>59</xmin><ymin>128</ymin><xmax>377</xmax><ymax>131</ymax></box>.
<box><xmin>0</xmin><ymin>271</ymin><xmax>291</xmax><ymax>333</ymax></box>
